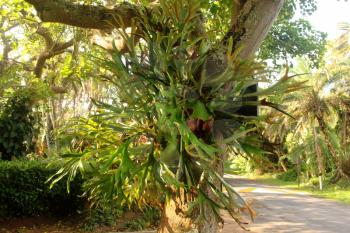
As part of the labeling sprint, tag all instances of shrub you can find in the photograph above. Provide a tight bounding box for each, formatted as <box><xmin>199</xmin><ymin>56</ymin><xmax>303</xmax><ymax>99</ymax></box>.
<box><xmin>0</xmin><ymin>93</ymin><xmax>40</xmax><ymax>161</ymax></box>
<box><xmin>0</xmin><ymin>159</ymin><xmax>84</xmax><ymax>218</ymax></box>
<box><xmin>123</xmin><ymin>207</ymin><xmax>160</xmax><ymax>231</ymax></box>
<box><xmin>81</xmin><ymin>203</ymin><xmax>123</xmax><ymax>231</ymax></box>
<box><xmin>277</xmin><ymin>168</ymin><xmax>298</xmax><ymax>181</ymax></box>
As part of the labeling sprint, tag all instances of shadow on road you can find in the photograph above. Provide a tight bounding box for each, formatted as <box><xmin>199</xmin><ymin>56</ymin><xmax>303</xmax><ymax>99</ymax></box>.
<box><xmin>222</xmin><ymin>176</ymin><xmax>350</xmax><ymax>233</ymax></box>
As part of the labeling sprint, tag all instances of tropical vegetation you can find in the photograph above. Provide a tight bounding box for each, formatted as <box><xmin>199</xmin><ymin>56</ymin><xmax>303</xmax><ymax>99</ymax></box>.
<box><xmin>0</xmin><ymin>0</ymin><xmax>349</xmax><ymax>233</ymax></box>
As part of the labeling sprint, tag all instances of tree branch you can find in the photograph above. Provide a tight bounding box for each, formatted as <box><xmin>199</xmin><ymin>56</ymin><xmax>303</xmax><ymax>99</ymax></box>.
<box><xmin>34</xmin><ymin>25</ymin><xmax>74</xmax><ymax>78</ymax></box>
<box><xmin>0</xmin><ymin>34</ymin><xmax>12</xmax><ymax>75</ymax></box>
<box><xmin>229</xmin><ymin>0</ymin><xmax>285</xmax><ymax>59</ymax></box>
<box><xmin>36</xmin><ymin>25</ymin><xmax>54</xmax><ymax>48</ymax></box>
<box><xmin>0</xmin><ymin>20</ymin><xmax>17</xmax><ymax>76</ymax></box>
<box><xmin>207</xmin><ymin>0</ymin><xmax>284</xmax><ymax>78</ymax></box>
<box><xmin>24</xmin><ymin>0</ymin><xmax>139</xmax><ymax>30</ymax></box>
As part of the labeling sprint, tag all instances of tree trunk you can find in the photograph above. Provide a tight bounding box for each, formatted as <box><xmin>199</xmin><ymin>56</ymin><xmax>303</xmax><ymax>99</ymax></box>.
<box><xmin>296</xmin><ymin>156</ymin><xmax>301</xmax><ymax>187</ymax></box>
<box><xmin>159</xmin><ymin>196</ymin><xmax>219</xmax><ymax>233</ymax></box>
<box><xmin>342</xmin><ymin>112</ymin><xmax>347</xmax><ymax>152</ymax></box>
<box><xmin>189</xmin><ymin>1</ymin><xmax>284</xmax><ymax>232</ymax></box>
<box><xmin>230</xmin><ymin>0</ymin><xmax>285</xmax><ymax>60</ymax></box>
<box><xmin>158</xmin><ymin>162</ymin><xmax>223</xmax><ymax>233</ymax></box>
<box><xmin>45</xmin><ymin>111</ymin><xmax>54</xmax><ymax>155</ymax></box>
<box><xmin>313</xmin><ymin>126</ymin><xmax>324</xmax><ymax>190</ymax></box>
<box><xmin>280</xmin><ymin>158</ymin><xmax>288</xmax><ymax>172</ymax></box>
<box><xmin>159</xmin><ymin>196</ymin><xmax>195</xmax><ymax>233</ymax></box>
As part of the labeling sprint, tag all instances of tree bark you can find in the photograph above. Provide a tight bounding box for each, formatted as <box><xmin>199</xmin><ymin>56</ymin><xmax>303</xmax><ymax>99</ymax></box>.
<box><xmin>0</xmin><ymin>20</ymin><xmax>17</xmax><ymax>76</ymax></box>
<box><xmin>192</xmin><ymin>2</ymin><xmax>285</xmax><ymax>231</ymax></box>
<box><xmin>24</xmin><ymin>0</ymin><xmax>138</xmax><ymax>30</ymax></box>
<box><xmin>313</xmin><ymin>126</ymin><xmax>324</xmax><ymax>190</ymax></box>
<box><xmin>0</xmin><ymin>34</ymin><xmax>11</xmax><ymax>76</ymax></box>
<box><xmin>35</xmin><ymin>25</ymin><xmax>74</xmax><ymax>79</ymax></box>
<box><xmin>228</xmin><ymin>0</ymin><xmax>285</xmax><ymax>59</ymax></box>
<box><xmin>159</xmin><ymin>195</ymin><xmax>195</xmax><ymax>233</ymax></box>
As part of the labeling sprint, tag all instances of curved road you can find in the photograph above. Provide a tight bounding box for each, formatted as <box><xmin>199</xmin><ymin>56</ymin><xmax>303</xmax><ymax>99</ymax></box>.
<box><xmin>222</xmin><ymin>175</ymin><xmax>350</xmax><ymax>233</ymax></box>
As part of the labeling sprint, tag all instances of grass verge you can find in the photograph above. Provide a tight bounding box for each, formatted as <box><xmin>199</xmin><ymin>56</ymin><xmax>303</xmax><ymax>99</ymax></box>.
<box><xmin>245</xmin><ymin>173</ymin><xmax>350</xmax><ymax>204</ymax></box>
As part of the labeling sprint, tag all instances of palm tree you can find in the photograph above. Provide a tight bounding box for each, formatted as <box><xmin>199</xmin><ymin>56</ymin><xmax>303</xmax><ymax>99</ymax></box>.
<box><xmin>263</xmin><ymin>26</ymin><xmax>350</xmax><ymax>184</ymax></box>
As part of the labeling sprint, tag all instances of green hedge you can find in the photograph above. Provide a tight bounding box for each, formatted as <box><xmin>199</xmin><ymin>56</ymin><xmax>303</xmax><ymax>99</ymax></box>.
<box><xmin>0</xmin><ymin>159</ymin><xmax>84</xmax><ymax>218</ymax></box>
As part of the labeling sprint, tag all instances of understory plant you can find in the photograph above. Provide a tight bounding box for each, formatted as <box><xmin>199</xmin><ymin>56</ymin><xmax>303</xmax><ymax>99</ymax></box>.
<box><xmin>51</xmin><ymin>1</ymin><xmax>302</xmax><ymax>231</ymax></box>
<box><xmin>0</xmin><ymin>159</ymin><xmax>84</xmax><ymax>217</ymax></box>
<box><xmin>0</xmin><ymin>87</ymin><xmax>42</xmax><ymax>160</ymax></box>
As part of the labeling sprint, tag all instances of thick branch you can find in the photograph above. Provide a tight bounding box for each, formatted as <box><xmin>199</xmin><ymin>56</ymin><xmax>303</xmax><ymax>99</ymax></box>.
<box><xmin>24</xmin><ymin>0</ymin><xmax>138</xmax><ymax>30</ymax></box>
<box><xmin>0</xmin><ymin>34</ymin><xmax>11</xmax><ymax>75</ymax></box>
<box><xmin>34</xmin><ymin>25</ymin><xmax>74</xmax><ymax>78</ymax></box>
<box><xmin>0</xmin><ymin>21</ymin><xmax>16</xmax><ymax>75</ymax></box>
<box><xmin>34</xmin><ymin>40</ymin><xmax>73</xmax><ymax>78</ymax></box>
<box><xmin>207</xmin><ymin>0</ymin><xmax>284</xmax><ymax>77</ymax></box>
<box><xmin>36</xmin><ymin>26</ymin><xmax>54</xmax><ymax>48</ymax></box>
<box><xmin>230</xmin><ymin>0</ymin><xmax>285</xmax><ymax>59</ymax></box>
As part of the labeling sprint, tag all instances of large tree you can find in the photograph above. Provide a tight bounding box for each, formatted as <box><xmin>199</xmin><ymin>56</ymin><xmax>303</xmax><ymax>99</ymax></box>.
<box><xmin>24</xmin><ymin>0</ymin><xmax>284</xmax><ymax>59</ymax></box>
<box><xmin>21</xmin><ymin>0</ymin><xmax>324</xmax><ymax>232</ymax></box>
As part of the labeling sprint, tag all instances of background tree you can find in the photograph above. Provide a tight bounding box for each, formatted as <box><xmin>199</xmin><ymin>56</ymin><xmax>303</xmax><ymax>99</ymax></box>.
<box><xmin>260</xmin><ymin>27</ymin><xmax>350</xmax><ymax>187</ymax></box>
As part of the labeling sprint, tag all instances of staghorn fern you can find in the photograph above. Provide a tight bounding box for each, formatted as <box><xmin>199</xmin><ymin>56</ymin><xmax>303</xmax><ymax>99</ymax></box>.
<box><xmin>49</xmin><ymin>0</ymin><xmax>302</xmax><ymax>226</ymax></box>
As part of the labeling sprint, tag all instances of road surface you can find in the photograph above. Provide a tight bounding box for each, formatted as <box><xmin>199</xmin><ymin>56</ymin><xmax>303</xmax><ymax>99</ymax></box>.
<box><xmin>222</xmin><ymin>175</ymin><xmax>350</xmax><ymax>233</ymax></box>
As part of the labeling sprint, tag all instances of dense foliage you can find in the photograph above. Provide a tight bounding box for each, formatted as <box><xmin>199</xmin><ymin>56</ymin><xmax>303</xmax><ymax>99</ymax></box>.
<box><xmin>0</xmin><ymin>159</ymin><xmax>84</xmax><ymax>217</ymax></box>
<box><xmin>49</xmin><ymin>2</ymin><xmax>304</xmax><ymax>229</ymax></box>
<box><xmin>197</xmin><ymin>0</ymin><xmax>327</xmax><ymax>68</ymax></box>
<box><xmin>0</xmin><ymin>0</ymin><xmax>330</xmax><ymax>159</ymax></box>
<box><xmin>246</xmin><ymin>26</ymin><xmax>350</xmax><ymax>187</ymax></box>
<box><xmin>259</xmin><ymin>0</ymin><xmax>327</xmax><ymax>68</ymax></box>
<box><xmin>0</xmin><ymin>91</ymin><xmax>39</xmax><ymax>160</ymax></box>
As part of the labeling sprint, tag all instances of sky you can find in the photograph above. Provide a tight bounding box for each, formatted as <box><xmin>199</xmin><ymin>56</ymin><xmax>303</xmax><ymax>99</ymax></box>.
<box><xmin>304</xmin><ymin>0</ymin><xmax>350</xmax><ymax>39</ymax></box>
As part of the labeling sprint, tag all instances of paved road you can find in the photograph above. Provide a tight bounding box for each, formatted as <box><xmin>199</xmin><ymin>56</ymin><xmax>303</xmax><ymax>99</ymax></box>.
<box><xmin>222</xmin><ymin>175</ymin><xmax>350</xmax><ymax>233</ymax></box>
